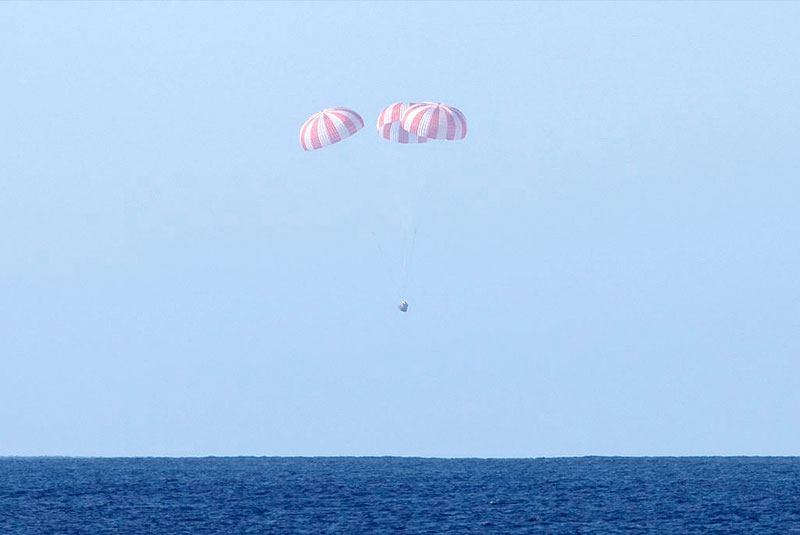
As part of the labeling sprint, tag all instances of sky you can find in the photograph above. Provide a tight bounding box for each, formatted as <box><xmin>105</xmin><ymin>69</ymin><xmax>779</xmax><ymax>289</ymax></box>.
<box><xmin>1</xmin><ymin>2</ymin><xmax>799</xmax><ymax>457</ymax></box>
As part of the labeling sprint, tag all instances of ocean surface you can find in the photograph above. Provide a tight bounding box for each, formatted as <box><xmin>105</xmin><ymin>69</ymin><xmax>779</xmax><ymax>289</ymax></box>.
<box><xmin>1</xmin><ymin>457</ymin><xmax>799</xmax><ymax>534</ymax></box>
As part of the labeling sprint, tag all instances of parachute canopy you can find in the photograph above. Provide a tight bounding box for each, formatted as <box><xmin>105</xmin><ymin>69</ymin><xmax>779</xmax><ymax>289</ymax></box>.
<box><xmin>401</xmin><ymin>102</ymin><xmax>467</xmax><ymax>141</ymax></box>
<box><xmin>377</xmin><ymin>102</ymin><xmax>427</xmax><ymax>144</ymax></box>
<box><xmin>299</xmin><ymin>107</ymin><xmax>364</xmax><ymax>151</ymax></box>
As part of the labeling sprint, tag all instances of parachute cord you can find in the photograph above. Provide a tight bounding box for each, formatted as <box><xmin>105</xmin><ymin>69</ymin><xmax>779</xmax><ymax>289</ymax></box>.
<box><xmin>371</xmin><ymin>231</ymin><xmax>398</xmax><ymax>289</ymax></box>
<box><xmin>400</xmin><ymin>225</ymin><xmax>417</xmax><ymax>298</ymax></box>
<box><xmin>400</xmin><ymin>171</ymin><xmax>426</xmax><ymax>301</ymax></box>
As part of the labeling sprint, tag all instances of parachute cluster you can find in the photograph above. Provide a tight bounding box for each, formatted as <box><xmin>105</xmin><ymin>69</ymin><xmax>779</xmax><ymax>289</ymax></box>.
<box><xmin>299</xmin><ymin>102</ymin><xmax>467</xmax><ymax>151</ymax></box>
<box><xmin>299</xmin><ymin>102</ymin><xmax>467</xmax><ymax>313</ymax></box>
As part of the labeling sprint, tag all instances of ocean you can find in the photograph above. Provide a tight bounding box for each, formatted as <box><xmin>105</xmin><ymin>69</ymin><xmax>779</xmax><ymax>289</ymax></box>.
<box><xmin>1</xmin><ymin>457</ymin><xmax>799</xmax><ymax>534</ymax></box>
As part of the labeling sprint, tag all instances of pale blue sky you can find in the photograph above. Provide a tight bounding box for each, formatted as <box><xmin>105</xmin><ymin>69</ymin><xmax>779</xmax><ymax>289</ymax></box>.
<box><xmin>1</xmin><ymin>2</ymin><xmax>799</xmax><ymax>457</ymax></box>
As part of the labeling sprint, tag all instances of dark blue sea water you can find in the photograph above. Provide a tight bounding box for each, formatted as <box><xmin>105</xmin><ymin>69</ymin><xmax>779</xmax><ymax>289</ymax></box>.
<box><xmin>1</xmin><ymin>457</ymin><xmax>799</xmax><ymax>534</ymax></box>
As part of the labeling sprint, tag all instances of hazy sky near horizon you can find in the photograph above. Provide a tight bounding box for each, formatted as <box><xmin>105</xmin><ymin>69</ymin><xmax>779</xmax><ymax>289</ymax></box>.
<box><xmin>2</xmin><ymin>2</ymin><xmax>799</xmax><ymax>457</ymax></box>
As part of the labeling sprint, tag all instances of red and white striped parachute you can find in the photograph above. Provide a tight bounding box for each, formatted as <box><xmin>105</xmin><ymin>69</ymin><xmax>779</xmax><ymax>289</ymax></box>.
<box><xmin>299</xmin><ymin>107</ymin><xmax>364</xmax><ymax>151</ymax></box>
<box><xmin>401</xmin><ymin>102</ymin><xmax>467</xmax><ymax>141</ymax></box>
<box><xmin>376</xmin><ymin>102</ymin><xmax>427</xmax><ymax>144</ymax></box>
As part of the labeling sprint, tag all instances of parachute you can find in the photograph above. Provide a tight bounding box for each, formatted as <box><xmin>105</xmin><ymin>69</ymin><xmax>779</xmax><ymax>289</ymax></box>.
<box><xmin>401</xmin><ymin>102</ymin><xmax>467</xmax><ymax>141</ymax></box>
<box><xmin>299</xmin><ymin>107</ymin><xmax>364</xmax><ymax>151</ymax></box>
<box><xmin>377</xmin><ymin>102</ymin><xmax>428</xmax><ymax>144</ymax></box>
